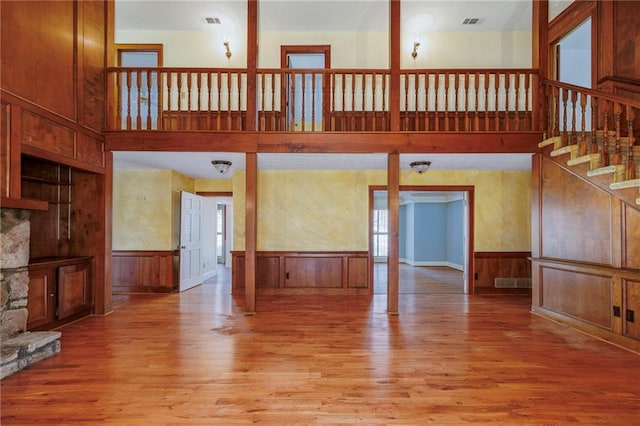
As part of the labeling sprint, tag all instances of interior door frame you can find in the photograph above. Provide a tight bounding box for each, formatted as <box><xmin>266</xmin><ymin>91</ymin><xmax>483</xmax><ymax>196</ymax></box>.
<box><xmin>368</xmin><ymin>185</ymin><xmax>476</xmax><ymax>295</ymax></box>
<box><xmin>281</xmin><ymin>45</ymin><xmax>331</xmax><ymax>131</ymax></box>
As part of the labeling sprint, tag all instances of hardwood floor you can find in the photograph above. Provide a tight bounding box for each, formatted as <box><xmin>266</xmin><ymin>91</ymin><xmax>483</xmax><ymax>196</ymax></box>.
<box><xmin>374</xmin><ymin>263</ymin><xmax>464</xmax><ymax>294</ymax></box>
<box><xmin>2</xmin><ymin>267</ymin><xmax>639</xmax><ymax>424</ymax></box>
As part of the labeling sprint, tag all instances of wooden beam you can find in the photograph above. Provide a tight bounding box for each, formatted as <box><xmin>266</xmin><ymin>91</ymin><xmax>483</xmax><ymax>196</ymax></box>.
<box><xmin>387</xmin><ymin>152</ymin><xmax>399</xmax><ymax>315</ymax></box>
<box><xmin>389</xmin><ymin>0</ymin><xmax>400</xmax><ymax>131</ymax></box>
<box><xmin>105</xmin><ymin>131</ymin><xmax>543</xmax><ymax>154</ymax></box>
<box><xmin>244</xmin><ymin>152</ymin><xmax>257</xmax><ymax>314</ymax></box>
<box><xmin>532</xmin><ymin>0</ymin><xmax>549</xmax><ymax>132</ymax></box>
<box><xmin>245</xmin><ymin>0</ymin><xmax>257</xmax><ymax>131</ymax></box>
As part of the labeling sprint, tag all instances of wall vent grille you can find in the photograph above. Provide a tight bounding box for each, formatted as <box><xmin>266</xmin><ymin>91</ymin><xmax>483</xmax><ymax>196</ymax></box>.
<box><xmin>495</xmin><ymin>278</ymin><xmax>532</xmax><ymax>288</ymax></box>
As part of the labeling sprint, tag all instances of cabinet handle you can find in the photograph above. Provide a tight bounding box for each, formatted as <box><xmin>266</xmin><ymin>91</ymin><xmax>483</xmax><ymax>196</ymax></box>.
<box><xmin>49</xmin><ymin>293</ymin><xmax>55</xmax><ymax>297</ymax></box>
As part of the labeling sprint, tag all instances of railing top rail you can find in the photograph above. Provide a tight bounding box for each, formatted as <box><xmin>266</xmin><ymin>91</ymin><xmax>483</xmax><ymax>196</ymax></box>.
<box><xmin>106</xmin><ymin>66</ymin><xmax>246</xmax><ymax>73</ymax></box>
<box><xmin>543</xmin><ymin>78</ymin><xmax>640</xmax><ymax>109</ymax></box>
<box><xmin>400</xmin><ymin>68</ymin><xmax>538</xmax><ymax>74</ymax></box>
<box><xmin>106</xmin><ymin>66</ymin><xmax>539</xmax><ymax>75</ymax></box>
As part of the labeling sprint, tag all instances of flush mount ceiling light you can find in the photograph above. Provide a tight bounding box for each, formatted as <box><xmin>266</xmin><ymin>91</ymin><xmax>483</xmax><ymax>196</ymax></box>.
<box><xmin>410</xmin><ymin>160</ymin><xmax>431</xmax><ymax>173</ymax></box>
<box><xmin>211</xmin><ymin>160</ymin><xmax>232</xmax><ymax>174</ymax></box>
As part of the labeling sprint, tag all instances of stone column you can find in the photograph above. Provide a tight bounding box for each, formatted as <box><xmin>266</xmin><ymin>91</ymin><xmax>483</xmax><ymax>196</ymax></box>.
<box><xmin>0</xmin><ymin>208</ymin><xmax>30</xmax><ymax>339</ymax></box>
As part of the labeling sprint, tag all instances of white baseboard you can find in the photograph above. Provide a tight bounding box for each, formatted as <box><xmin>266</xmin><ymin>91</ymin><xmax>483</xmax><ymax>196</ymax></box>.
<box><xmin>202</xmin><ymin>269</ymin><xmax>218</xmax><ymax>281</ymax></box>
<box><xmin>403</xmin><ymin>260</ymin><xmax>464</xmax><ymax>271</ymax></box>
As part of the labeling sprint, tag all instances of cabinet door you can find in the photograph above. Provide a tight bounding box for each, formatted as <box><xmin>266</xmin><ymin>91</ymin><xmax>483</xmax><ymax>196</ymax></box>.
<box><xmin>58</xmin><ymin>262</ymin><xmax>91</xmax><ymax>319</ymax></box>
<box><xmin>27</xmin><ymin>268</ymin><xmax>56</xmax><ymax>330</ymax></box>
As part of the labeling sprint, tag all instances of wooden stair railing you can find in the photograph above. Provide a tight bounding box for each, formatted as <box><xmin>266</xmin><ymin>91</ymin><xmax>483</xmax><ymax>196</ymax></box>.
<box><xmin>107</xmin><ymin>67</ymin><xmax>539</xmax><ymax>133</ymax></box>
<box><xmin>541</xmin><ymin>79</ymin><xmax>640</xmax><ymax>207</ymax></box>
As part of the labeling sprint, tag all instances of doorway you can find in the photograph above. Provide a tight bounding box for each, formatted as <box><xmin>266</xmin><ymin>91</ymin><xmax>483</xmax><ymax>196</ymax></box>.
<box><xmin>115</xmin><ymin>44</ymin><xmax>163</xmax><ymax>130</ymax></box>
<box><xmin>370</xmin><ymin>186</ymin><xmax>474</xmax><ymax>295</ymax></box>
<box><xmin>281</xmin><ymin>45</ymin><xmax>331</xmax><ymax>131</ymax></box>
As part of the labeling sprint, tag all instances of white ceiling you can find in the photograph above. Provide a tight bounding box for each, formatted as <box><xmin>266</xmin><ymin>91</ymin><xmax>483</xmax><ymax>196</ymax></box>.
<box><xmin>115</xmin><ymin>0</ymin><xmax>541</xmax><ymax>33</ymax></box>
<box><xmin>113</xmin><ymin>152</ymin><xmax>532</xmax><ymax>179</ymax></box>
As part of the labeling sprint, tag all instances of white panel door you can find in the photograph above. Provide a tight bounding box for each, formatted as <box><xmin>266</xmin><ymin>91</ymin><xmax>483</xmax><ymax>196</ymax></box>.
<box><xmin>180</xmin><ymin>191</ymin><xmax>203</xmax><ymax>292</ymax></box>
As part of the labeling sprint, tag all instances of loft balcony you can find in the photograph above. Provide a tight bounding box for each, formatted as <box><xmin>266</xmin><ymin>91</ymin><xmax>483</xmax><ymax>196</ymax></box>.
<box><xmin>105</xmin><ymin>66</ymin><xmax>544</xmax><ymax>153</ymax></box>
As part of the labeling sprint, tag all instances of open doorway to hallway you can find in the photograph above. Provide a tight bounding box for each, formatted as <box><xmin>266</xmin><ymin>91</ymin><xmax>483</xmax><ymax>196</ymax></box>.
<box><xmin>371</xmin><ymin>187</ymin><xmax>473</xmax><ymax>295</ymax></box>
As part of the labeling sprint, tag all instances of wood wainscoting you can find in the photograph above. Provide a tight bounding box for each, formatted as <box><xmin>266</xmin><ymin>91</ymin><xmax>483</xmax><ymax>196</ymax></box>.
<box><xmin>112</xmin><ymin>251</ymin><xmax>179</xmax><ymax>293</ymax></box>
<box><xmin>474</xmin><ymin>251</ymin><xmax>532</xmax><ymax>295</ymax></box>
<box><xmin>231</xmin><ymin>251</ymin><xmax>370</xmax><ymax>295</ymax></box>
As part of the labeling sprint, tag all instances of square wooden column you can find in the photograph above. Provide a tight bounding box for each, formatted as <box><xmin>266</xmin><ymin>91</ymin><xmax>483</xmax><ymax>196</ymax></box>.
<box><xmin>244</xmin><ymin>152</ymin><xmax>257</xmax><ymax>314</ymax></box>
<box><xmin>387</xmin><ymin>153</ymin><xmax>399</xmax><ymax>315</ymax></box>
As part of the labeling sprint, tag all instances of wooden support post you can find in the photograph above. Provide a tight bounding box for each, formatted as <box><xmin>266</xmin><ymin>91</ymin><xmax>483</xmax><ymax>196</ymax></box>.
<box><xmin>245</xmin><ymin>152</ymin><xmax>257</xmax><ymax>314</ymax></box>
<box><xmin>389</xmin><ymin>0</ymin><xmax>400</xmax><ymax>131</ymax></box>
<box><xmin>246</xmin><ymin>0</ymin><xmax>257</xmax><ymax>131</ymax></box>
<box><xmin>387</xmin><ymin>152</ymin><xmax>399</xmax><ymax>315</ymax></box>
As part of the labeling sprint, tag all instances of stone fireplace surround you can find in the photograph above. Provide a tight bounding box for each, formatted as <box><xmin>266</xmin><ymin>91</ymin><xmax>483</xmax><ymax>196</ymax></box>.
<box><xmin>1</xmin><ymin>208</ymin><xmax>61</xmax><ymax>379</ymax></box>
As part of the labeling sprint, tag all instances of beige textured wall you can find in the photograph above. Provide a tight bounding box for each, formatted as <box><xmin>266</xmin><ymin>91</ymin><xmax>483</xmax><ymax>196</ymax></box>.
<box><xmin>113</xmin><ymin>169</ymin><xmax>173</xmax><ymax>250</ymax></box>
<box><xmin>113</xmin><ymin>169</ymin><xmax>195</xmax><ymax>250</ymax></box>
<box><xmin>233</xmin><ymin>169</ymin><xmax>531</xmax><ymax>252</ymax></box>
<box><xmin>194</xmin><ymin>179</ymin><xmax>233</xmax><ymax>193</ymax></box>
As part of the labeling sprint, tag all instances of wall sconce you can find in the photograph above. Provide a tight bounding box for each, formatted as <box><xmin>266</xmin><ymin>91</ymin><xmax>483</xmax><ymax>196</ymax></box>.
<box><xmin>410</xmin><ymin>160</ymin><xmax>431</xmax><ymax>173</ymax></box>
<box><xmin>411</xmin><ymin>40</ymin><xmax>420</xmax><ymax>60</ymax></box>
<box><xmin>223</xmin><ymin>40</ymin><xmax>232</xmax><ymax>60</ymax></box>
<box><xmin>212</xmin><ymin>160</ymin><xmax>232</xmax><ymax>174</ymax></box>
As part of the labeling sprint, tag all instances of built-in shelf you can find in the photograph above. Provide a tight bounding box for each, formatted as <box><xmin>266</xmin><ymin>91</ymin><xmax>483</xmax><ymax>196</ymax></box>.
<box><xmin>22</xmin><ymin>175</ymin><xmax>73</xmax><ymax>186</ymax></box>
<box><xmin>1</xmin><ymin>196</ymin><xmax>49</xmax><ymax>211</ymax></box>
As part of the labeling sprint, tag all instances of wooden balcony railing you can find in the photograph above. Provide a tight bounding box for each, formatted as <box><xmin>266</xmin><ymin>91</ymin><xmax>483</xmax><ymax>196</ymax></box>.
<box><xmin>543</xmin><ymin>79</ymin><xmax>640</xmax><ymax>179</ymax></box>
<box><xmin>107</xmin><ymin>67</ymin><xmax>539</xmax><ymax>132</ymax></box>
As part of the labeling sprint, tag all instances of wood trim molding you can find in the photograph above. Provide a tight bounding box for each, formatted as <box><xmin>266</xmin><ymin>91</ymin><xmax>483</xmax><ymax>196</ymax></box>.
<box><xmin>196</xmin><ymin>191</ymin><xmax>233</xmax><ymax>197</ymax></box>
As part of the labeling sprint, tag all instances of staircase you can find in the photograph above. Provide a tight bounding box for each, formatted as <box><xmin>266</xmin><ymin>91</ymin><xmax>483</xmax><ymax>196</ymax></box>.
<box><xmin>541</xmin><ymin>80</ymin><xmax>640</xmax><ymax>209</ymax></box>
<box><xmin>539</xmin><ymin>132</ymin><xmax>640</xmax><ymax>209</ymax></box>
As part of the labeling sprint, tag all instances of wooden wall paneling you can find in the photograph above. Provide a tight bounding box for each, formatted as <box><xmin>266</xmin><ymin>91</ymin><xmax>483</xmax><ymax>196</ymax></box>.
<box><xmin>0</xmin><ymin>102</ymin><xmax>8</xmax><ymax>197</ymax></box>
<box><xmin>613</xmin><ymin>1</ymin><xmax>640</xmax><ymax>82</ymax></box>
<box><xmin>541</xmin><ymin>157</ymin><xmax>613</xmax><ymax>265</ymax></box>
<box><xmin>541</xmin><ymin>266</ymin><xmax>612</xmax><ymax>329</ymax></box>
<box><xmin>80</xmin><ymin>0</ymin><xmax>106</xmax><ymax>132</ymax></box>
<box><xmin>284</xmin><ymin>257</ymin><xmax>342</xmax><ymax>288</ymax></box>
<box><xmin>623</xmin><ymin>203</ymin><xmax>640</xmax><ymax>270</ymax></box>
<box><xmin>612</xmin><ymin>276</ymin><xmax>623</xmax><ymax>336</ymax></box>
<box><xmin>21</xmin><ymin>111</ymin><xmax>76</xmax><ymax>159</ymax></box>
<box><xmin>474</xmin><ymin>252</ymin><xmax>532</xmax><ymax>294</ymax></box>
<box><xmin>597</xmin><ymin>0</ymin><xmax>614</xmax><ymax>89</ymax></box>
<box><xmin>76</xmin><ymin>133</ymin><xmax>105</xmax><ymax>168</ymax></box>
<box><xmin>0</xmin><ymin>1</ymin><xmax>75</xmax><ymax>119</ymax></box>
<box><xmin>347</xmin><ymin>256</ymin><xmax>368</xmax><ymax>289</ymax></box>
<box><xmin>625</xmin><ymin>280</ymin><xmax>640</xmax><ymax>340</ymax></box>
<box><xmin>111</xmin><ymin>251</ymin><xmax>177</xmax><ymax>293</ymax></box>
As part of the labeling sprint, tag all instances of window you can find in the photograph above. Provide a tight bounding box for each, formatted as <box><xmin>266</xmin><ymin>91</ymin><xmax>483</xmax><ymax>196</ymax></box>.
<box><xmin>373</xmin><ymin>209</ymin><xmax>388</xmax><ymax>257</ymax></box>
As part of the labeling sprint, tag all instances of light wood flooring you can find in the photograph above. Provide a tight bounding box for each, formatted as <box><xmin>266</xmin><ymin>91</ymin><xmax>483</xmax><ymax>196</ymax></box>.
<box><xmin>374</xmin><ymin>263</ymin><xmax>464</xmax><ymax>294</ymax></box>
<box><xmin>2</xmin><ymin>266</ymin><xmax>640</xmax><ymax>424</ymax></box>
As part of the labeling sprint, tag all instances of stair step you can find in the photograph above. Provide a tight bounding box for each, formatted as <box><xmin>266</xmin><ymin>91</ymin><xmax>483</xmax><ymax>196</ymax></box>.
<box><xmin>567</xmin><ymin>153</ymin><xmax>600</xmax><ymax>169</ymax></box>
<box><xmin>587</xmin><ymin>165</ymin><xmax>626</xmax><ymax>182</ymax></box>
<box><xmin>610</xmin><ymin>178</ymin><xmax>640</xmax><ymax>191</ymax></box>
<box><xmin>538</xmin><ymin>136</ymin><xmax>561</xmax><ymax>149</ymax></box>
<box><xmin>551</xmin><ymin>144</ymin><xmax>579</xmax><ymax>159</ymax></box>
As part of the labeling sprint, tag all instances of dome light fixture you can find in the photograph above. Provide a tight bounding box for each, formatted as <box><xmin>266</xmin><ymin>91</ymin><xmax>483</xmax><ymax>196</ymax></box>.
<box><xmin>410</xmin><ymin>160</ymin><xmax>431</xmax><ymax>173</ymax></box>
<box><xmin>211</xmin><ymin>160</ymin><xmax>232</xmax><ymax>174</ymax></box>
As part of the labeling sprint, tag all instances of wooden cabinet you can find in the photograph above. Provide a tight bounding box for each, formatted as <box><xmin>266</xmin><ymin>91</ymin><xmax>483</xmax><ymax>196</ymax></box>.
<box><xmin>27</xmin><ymin>257</ymin><xmax>92</xmax><ymax>330</ymax></box>
<box><xmin>26</xmin><ymin>267</ymin><xmax>56</xmax><ymax>329</ymax></box>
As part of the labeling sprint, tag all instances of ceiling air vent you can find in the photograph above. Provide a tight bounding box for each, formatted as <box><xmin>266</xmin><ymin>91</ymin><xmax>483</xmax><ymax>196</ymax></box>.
<box><xmin>462</xmin><ymin>18</ymin><xmax>481</xmax><ymax>25</ymax></box>
<box><xmin>205</xmin><ymin>17</ymin><xmax>221</xmax><ymax>24</ymax></box>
